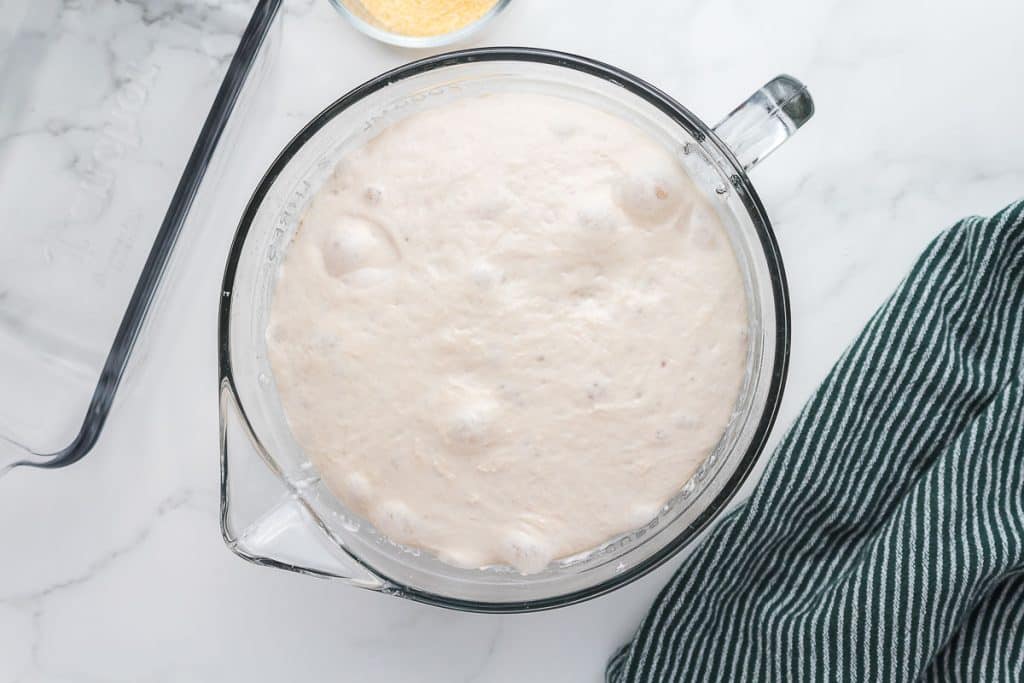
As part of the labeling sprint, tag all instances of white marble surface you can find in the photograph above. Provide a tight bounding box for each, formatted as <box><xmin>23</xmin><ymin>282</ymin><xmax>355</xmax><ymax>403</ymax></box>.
<box><xmin>2</xmin><ymin>0</ymin><xmax>1023</xmax><ymax>680</ymax></box>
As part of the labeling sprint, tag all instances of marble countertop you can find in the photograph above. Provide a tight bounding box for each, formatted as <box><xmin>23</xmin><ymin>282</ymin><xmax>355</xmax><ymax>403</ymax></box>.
<box><xmin>2</xmin><ymin>0</ymin><xmax>1023</xmax><ymax>680</ymax></box>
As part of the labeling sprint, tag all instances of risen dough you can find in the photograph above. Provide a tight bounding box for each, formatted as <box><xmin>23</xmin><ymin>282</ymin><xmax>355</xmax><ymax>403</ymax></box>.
<box><xmin>267</xmin><ymin>93</ymin><xmax>748</xmax><ymax>573</ymax></box>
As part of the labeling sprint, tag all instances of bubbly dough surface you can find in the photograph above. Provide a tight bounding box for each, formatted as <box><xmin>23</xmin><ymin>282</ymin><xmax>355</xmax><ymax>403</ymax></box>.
<box><xmin>267</xmin><ymin>93</ymin><xmax>748</xmax><ymax>573</ymax></box>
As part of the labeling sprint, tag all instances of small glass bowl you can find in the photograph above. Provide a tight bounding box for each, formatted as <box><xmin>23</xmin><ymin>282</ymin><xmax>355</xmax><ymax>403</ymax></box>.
<box><xmin>328</xmin><ymin>0</ymin><xmax>512</xmax><ymax>48</ymax></box>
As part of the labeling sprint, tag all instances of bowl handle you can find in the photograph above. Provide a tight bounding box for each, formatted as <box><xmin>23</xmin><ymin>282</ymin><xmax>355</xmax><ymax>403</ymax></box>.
<box><xmin>712</xmin><ymin>75</ymin><xmax>814</xmax><ymax>172</ymax></box>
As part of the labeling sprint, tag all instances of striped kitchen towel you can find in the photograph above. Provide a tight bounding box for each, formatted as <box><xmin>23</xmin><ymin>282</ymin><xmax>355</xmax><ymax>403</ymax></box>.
<box><xmin>608</xmin><ymin>199</ymin><xmax>1024</xmax><ymax>682</ymax></box>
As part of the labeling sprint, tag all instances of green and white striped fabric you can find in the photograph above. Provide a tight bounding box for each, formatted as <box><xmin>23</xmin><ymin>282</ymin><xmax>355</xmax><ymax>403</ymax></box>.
<box><xmin>608</xmin><ymin>200</ymin><xmax>1024</xmax><ymax>682</ymax></box>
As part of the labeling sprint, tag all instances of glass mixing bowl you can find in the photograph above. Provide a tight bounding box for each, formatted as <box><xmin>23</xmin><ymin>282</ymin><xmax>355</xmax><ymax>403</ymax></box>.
<box><xmin>219</xmin><ymin>47</ymin><xmax>812</xmax><ymax>612</ymax></box>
